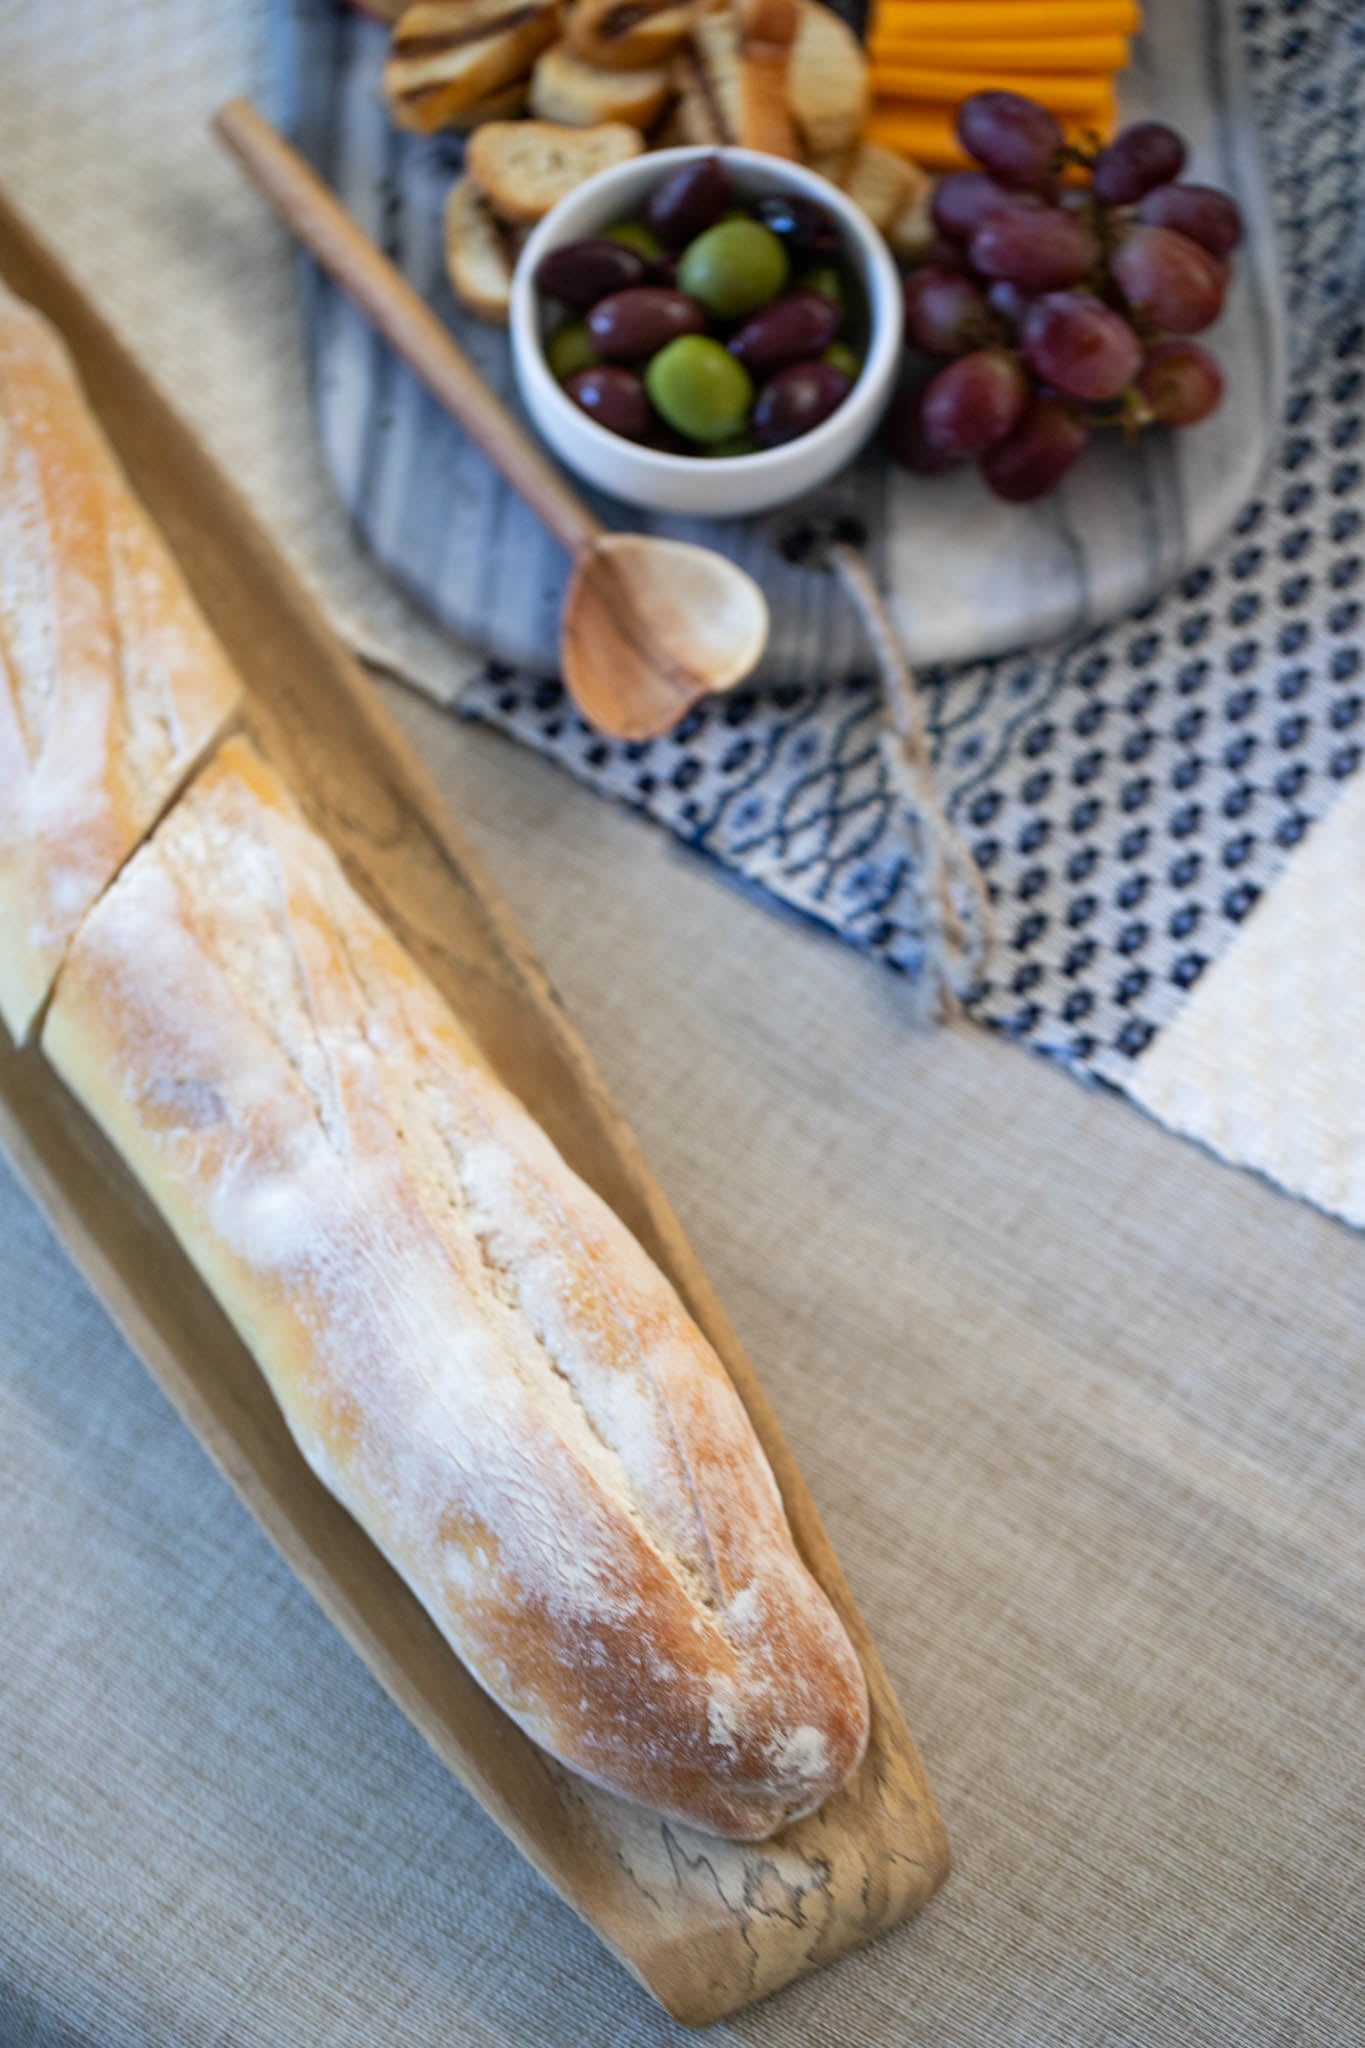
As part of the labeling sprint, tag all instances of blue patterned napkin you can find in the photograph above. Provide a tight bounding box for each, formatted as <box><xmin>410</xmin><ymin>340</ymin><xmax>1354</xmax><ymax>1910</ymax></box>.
<box><xmin>454</xmin><ymin>0</ymin><xmax>1365</xmax><ymax>1079</ymax></box>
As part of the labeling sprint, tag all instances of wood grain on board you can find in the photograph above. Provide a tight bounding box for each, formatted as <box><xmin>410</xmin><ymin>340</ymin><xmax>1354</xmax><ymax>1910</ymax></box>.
<box><xmin>0</xmin><ymin>188</ymin><xmax>948</xmax><ymax>2026</ymax></box>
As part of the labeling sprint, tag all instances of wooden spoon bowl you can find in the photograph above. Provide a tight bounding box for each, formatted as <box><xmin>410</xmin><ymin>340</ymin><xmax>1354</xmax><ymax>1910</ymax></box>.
<box><xmin>214</xmin><ymin>100</ymin><xmax>770</xmax><ymax>741</ymax></box>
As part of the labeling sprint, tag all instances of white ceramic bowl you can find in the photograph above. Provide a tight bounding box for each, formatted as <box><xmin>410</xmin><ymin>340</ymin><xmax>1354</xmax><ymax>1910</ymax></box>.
<box><xmin>510</xmin><ymin>147</ymin><xmax>904</xmax><ymax>519</ymax></box>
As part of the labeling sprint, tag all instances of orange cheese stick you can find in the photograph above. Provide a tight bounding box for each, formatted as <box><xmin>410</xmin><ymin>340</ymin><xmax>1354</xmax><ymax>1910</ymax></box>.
<box><xmin>872</xmin><ymin>1</ymin><xmax>1141</xmax><ymax>36</ymax></box>
<box><xmin>871</xmin><ymin>34</ymin><xmax>1131</xmax><ymax>72</ymax></box>
<box><xmin>871</xmin><ymin>63</ymin><xmax>1117</xmax><ymax>114</ymax></box>
<box><xmin>867</xmin><ymin>98</ymin><xmax>1114</xmax><ymax>169</ymax></box>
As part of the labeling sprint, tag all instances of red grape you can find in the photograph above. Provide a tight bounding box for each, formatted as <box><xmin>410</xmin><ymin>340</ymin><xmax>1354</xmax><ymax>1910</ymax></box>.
<box><xmin>1021</xmin><ymin>291</ymin><xmax>1142</xmax><ymax>402</ymax></box>
<box><xmin>1137</xmin><ymin>340</ymin><xmax>1225</xmax><ymax>425</ymax></box>
<box><xmin>1091</xmin><ymin>122</ymin><xmax>1187</xmax><ymax>205</ymax></box>
<box><xmin>970</xmin><ymin>206</ymin><xmax>1099</xmax><ymax>291</ymax></box>
<box><xmin>1138</xmin><ymin>182</ymin><xmax>1244</xmax><ymax>261</ymax></box>
<box><xmin>903</xmin><ymin>268</ymin><xmax>998</xmax><ymax>356</ymax></box>
<box><xmin>986</xmin><ymin>280</ymin><xmax>1035</xmax><ymax>331</ymax></box>
<box><xmin>883</xmin><ymin>382</ymin><xmax>960</xmax><ymax>473</ymax></box>
<box><xmin>921</xmin><ymin>348</ymin><xmax>1029</xmax><ymax>460</ymax></box>
<box><xmin>981</xmin><ymin>395</ymin><xmax>1089</xmax><ymax>501</ymax></box>
<box><xmin>932</xmin><ymin>169</ymin><xmax>1045</xmax><ymax>242</ymax></box>
<box><xmin>956</xmin><ymin>91</ymin><xmax>1063</xmax><ymax>193</ymax></box>
<box><xmin>1113</xmin><ymin>222</ymin><xmax>1227</xmax><ymax>335</ymax></box>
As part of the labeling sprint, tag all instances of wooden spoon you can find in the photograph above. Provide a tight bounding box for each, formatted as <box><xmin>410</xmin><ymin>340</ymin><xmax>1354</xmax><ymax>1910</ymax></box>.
<box><xmin>213</xmin><ymin>100</ymin><xmax>768</xmax><ymax>740</ymax></box>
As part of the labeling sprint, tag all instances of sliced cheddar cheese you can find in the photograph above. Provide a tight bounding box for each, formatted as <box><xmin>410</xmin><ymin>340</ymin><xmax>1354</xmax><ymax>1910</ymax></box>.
<box><xmin>867</xmin><ymin>98</ymin><xmax>1115</xmax><ymax>170</ymax></box>
<box><xmin>871</xmin><ymin>63</ymin><xmax>1117</xmax><ymax>115</ymax></box>
<box><xmin>870</xmin><ymin>34</ymin><xmax>1132</xmax><ymax>73</ymax></box>
<box><xmin>870</xmin><ymin>0</ymin><xmax>1142</xmax><ymax>36</ymax></box>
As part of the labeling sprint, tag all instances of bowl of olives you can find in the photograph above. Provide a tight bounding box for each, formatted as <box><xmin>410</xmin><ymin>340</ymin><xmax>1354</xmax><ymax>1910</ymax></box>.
<box><xmin>510</xmin><ymin>146</ymin><xmax>903</xmax><ymax>518</ymax></box>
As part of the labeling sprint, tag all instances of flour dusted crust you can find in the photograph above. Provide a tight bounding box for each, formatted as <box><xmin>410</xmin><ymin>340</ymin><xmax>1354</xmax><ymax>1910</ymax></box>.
<box><xmin>0</xmin><ymin>283</ymin><xmax>241</xmax><ymax>1043</ymax></box>
<box><xmin>43</xmin><ymin>738</ymin><xmax>870</xmax><ymax>1838</ymax></box>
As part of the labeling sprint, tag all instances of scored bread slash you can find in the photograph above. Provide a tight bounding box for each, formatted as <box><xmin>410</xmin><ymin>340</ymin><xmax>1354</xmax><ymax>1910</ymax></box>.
<box><xmin>567</xmin><ymin>0</ymin><xmax>698</xmax><ymax>74</ymax></box>
<box><xmin>530</xmin><ymin>42</ymin><xmax>674</xmax><ymax>128</ymax></box>
<box><xmin>788</xmin><ymin>0</ymin><xmax>868</xmax><ymax>159</ymax></box>
<box><xmin>444</xmin><ymin>173</ymin><xmax>526</xmax><ymax>321</ymax></box>
<box><xmin>384</xmin><ymin>0</ymin><xmax>561</xmax><ymax>133</ymax></box>
<box><xmin>466</xmin><ymin>118</ymin><xmax>645</xmax><ymax>222</ymax></box>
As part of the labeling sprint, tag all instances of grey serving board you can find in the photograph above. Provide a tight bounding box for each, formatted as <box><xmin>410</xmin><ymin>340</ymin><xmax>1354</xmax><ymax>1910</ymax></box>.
<box><xmin>280</xmin><ymin>0</ymin><xmax>1283</xmax><ymax>684</ymax></box>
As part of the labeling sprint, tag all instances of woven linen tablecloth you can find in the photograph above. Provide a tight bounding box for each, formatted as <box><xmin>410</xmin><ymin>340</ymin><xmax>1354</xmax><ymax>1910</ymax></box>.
<box><xmin>2</xmin><ymin>5</ymin><xmax>1364</xmax><ymax>2046</ymax></box>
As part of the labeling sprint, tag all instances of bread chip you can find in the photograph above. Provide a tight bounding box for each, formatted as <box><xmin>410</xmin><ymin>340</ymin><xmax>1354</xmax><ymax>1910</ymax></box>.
<box><xmin>385</xmin><ymin>0</ymin><xmax>560</xmax><ymax>133</ymax></box>
<box><xmin>530</xmin><ymin>42</ymin><xmax>673</xmax><ymax>126</ymax></box>
<box><xmin>885</xmin><ymin>160</ymin><xmax>936</xmax><ymax>260</ymax></box>
<box><xmin>443</xmin><ymin>174</ymin><xmax>522</xmax><ymax>322</ymax></box>
<box><xmin>466</xmin><ymin>118</ymin><xmax>645</xmax><ymax>221</ymax></box>
<box><xmin>789</xmin><ymin>1</ymin><xmax>867</xmax><ymax>159</ymax></box>
<box><xmin>568</xmin><ymin>0</ymin><xmax>696</xmax><ymax>73</ymax></box>
<box><xmin>840</xmin><ymin>138</ymin><xmax>917</xmax><ymax>233</ymax></box>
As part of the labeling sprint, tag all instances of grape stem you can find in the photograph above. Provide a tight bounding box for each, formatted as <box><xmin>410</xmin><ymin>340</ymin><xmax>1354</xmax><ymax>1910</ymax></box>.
<box><xmin>828</xmin><ymin>542</ymin><xmax>993</xmax><ymax>1016</ymax></box>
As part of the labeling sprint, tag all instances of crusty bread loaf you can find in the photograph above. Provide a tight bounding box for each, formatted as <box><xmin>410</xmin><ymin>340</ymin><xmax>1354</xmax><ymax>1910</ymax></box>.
<box><xmin>530</xmin><ymin>42</ymin><xmax>673</xmax><ymax>129</ymax></box>
<box><xmin>43</xmin><ymin>737</ymin><xmax>870</xmax><ymax>1839</ymax></box>
<box><xmin>384</xmin><ymin>0</ymin><xmax>560</xmax><ymax>133</ymax></box>
<box><xmin>467</xmin><ymin>118</ymin><xmax>645</xmax><ymax>221</ymax></box>
<box><xmin>0</xmin><ymin>283</ymin><xmax>241</xmax><ymax>1045</ymax></box>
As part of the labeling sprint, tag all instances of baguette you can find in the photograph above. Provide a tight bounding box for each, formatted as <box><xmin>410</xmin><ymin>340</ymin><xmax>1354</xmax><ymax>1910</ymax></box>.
<box><xmin>0</xmin><ymin>283</ymin><xmax>241</xmax><ymax>1044</ymax></box>
<box><xmin>384</xmin><ymin>0</ymin><xmax>560</xmax><ymax>132</ymax></box>
<box><xmin>530</xmin><ymin>42</ymin><xmax>673</xmax><ymax>128</ymax></box>
<box><xmin>466</xmin><ymin>118</ymin><xmax>645</xmax><ymax>221</ymax></box>
<box><xmin>43</xmin><ymin>737</ymin><xmax>871</xmax><ymax>1840</ymax></box>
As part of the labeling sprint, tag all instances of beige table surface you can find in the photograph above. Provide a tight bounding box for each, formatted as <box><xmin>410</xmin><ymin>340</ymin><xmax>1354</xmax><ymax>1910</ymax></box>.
<box><xmin>3</xmin><ymin>683</ymin><xmax>1363</xmax><ymax>2047</ymax></box>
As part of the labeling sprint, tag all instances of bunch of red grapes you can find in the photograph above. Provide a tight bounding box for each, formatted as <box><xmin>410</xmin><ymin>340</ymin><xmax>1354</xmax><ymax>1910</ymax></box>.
<box><xmin>884</xmin><ymin>90</ymin><xmax>1244</xmax><ymax>501</ymax></box>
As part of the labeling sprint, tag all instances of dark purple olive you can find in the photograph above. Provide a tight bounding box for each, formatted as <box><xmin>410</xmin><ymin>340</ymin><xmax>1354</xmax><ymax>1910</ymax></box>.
<box><xmin>728</xmin><ymin>291</ymin><xmax>840</xmax><ymax>375</ymax></box>
<box><xmin>647</xmin><ymin>155</ymin><xmax>733</xmax><ymax>246</ymax></box>
<box><xmin>650</xmin><ymin>251</ymin><xmax>680</xmax><ymax>289</ymax></box>
<box><xmin>565</xmin><ymin>365</ymin><xmax>651</xmax><ymax>440</ymax></box>
<box><xmin>585</xmin><ymin>287</ymin><xmax>706</xmax><ymax>362</ymax></box>
<box><xmin>753</xmin><ymin>359</ymin><xmax>852</xmax><ymax>446</ymax></box>
<box><xmin>535</xmin><ymin>237</ymin><xmax>646</xmax><ymax>309</ymax></box>
<box><xmin>753</xmin><ymin>192</ymin><xmax>841</xmax><ymax>259</ymax></box>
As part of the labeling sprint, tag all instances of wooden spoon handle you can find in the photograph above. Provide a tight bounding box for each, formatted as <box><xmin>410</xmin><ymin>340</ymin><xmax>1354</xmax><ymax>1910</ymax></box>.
<box><xmin>214</xmin><ymin>98</ymin><xmax>603</xmax><ymax>560</ymax></box>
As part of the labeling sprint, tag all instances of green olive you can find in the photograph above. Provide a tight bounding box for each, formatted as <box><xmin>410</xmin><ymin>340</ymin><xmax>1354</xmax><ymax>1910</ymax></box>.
<box><xmin>546</xmin><ymin>318</ymin><xmax>601</xmax><ymax>383</ymax></box>
<box><xmin>705</xmin><ymin>430</ymin><xmax>759</xmax><ymax>458</ymax></box>
<box><xmin>606</xmin><ymin>219</ymin><xmax>663</xmax><ymax>261</ymax></box>
<box><xmin>795</xmin><ymin>262</ymin><xmax>846</xmax><ymax>318</ymax></box>
<box><xmin>645</xmin><ymin>336</ymin><xmax>754</xmax><ymax>444</ymax></box>
<box><xmin>676</xmin><ymin>219</ymin><xmax>789</xmax><ymax>319</ymax></box>
<box><xmin>822</xmin><ymin>341</ymin><xmax>862</xmax><ymax>381</ymax></box>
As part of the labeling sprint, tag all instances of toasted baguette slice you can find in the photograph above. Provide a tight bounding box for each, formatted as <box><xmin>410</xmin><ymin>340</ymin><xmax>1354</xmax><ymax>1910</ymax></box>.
<box><xmin>446</xmin><ymin>79</ymin><xmax>530</xmax><ymax>125</ymax></box>
<box><xmin>687</xmin><ymin>0</ymin><xmax>798</xmax><ymax>157</ymax></box>
<box><xmin>840</xmin><ymin>138</ymin><xmax>918</xmax><ymax>232</ymax></box>
<box><xmin>384</xmin><ymin>0</ymin><xmax>560</xmax><ymax>133</ymax></box>
<box><xmin>668</xmin><ymin>45</ymin><xmax>725</xmax><ymax>142</ymax></box>
<box><xmin>530</xmin><ymin>42</ymin><xmax>673</xmax><ymax>126</ymax></box>
<box><xmin>789</xmin><ymin>0</ymin><xmax>867</xmax><ymax>158</ymax></box>
<box><xmin>444</xmin><ymin>175</ymin><xmax>523</xmax><ymax>322</ymax></box>
<box><xmin>467</xmin><ymin>118</ymin><xmax>644</xmax><ymax>221</ymax></box>
<box><xmin>43</xmin><ymin>736</ymin><xmax>871</xmax><ymax>1841</ymax></box>
<box><xmin>885</xmin><ymin>158</ymin><xmax>936</xmax><ymax>259</ymax></box>
<box><xmin>567</xmin><ymin>0</ymin><xmax>696</xmax><ymax>72</ymax></box>
<box><xmin>0</xmin><ymin>283</ymin><xmax>242</xmax><ymax>1043</ymax></box>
